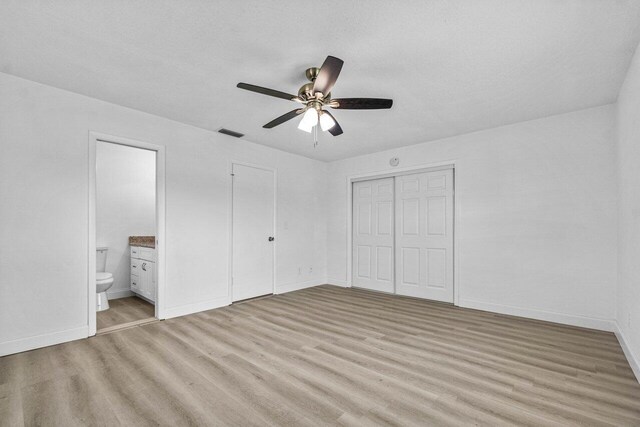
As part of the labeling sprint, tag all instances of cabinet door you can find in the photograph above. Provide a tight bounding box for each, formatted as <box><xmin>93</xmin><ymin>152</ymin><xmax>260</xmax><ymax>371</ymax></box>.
<box><xmin>139</xmin><ymin>260</ymin><xmax>156</xmax><ymax>302</ymax></box>
<box><xmin>140</xmin><ymin>261</ymin><xmax>149</xmax><ymax>297</ymax></box>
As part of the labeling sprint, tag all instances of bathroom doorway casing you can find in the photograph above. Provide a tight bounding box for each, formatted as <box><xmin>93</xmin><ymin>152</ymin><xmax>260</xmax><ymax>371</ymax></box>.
<box><xmin>88</xmin><ymin>132</ymin><xmax>166</xmax><ymax>336</ymax></box>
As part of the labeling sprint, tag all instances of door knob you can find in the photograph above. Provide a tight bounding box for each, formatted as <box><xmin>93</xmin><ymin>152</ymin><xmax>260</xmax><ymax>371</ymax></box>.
<box><xmin>268</xmin><ymin>236</ymin><xmax>275</xmax><ymax>242</ymax></box>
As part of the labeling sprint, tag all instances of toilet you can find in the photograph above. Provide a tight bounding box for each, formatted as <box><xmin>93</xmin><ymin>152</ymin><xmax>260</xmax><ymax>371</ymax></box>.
<box><xmin>96</xmin><ymin>247</ymin><xmax>114</xmax><ymax>311</ymax></box>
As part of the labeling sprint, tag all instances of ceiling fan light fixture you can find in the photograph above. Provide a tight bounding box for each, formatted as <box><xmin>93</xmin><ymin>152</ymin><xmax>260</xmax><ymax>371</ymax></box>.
<box><xmin>298</xmin><ymin>108</ymin><xmax>318</xmax><ymax>132</ymax></box>
<box><xmin>319</xmin><ymin>111</ymin><xmax>336</xmax><ymax>131</ymax></box>
<box><xmin>298</xmin><ymin>118</ymin><xmax>314</xmax><ymax>133</ymax></box>
<box><xmin>304</xmin><ymin>108</ymin><xmax>319</xmax><ymax>126</ymax></box>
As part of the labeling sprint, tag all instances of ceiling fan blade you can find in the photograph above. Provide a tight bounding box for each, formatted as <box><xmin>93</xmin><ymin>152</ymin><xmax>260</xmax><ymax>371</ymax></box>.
<box><xmin>263</xmin><ymin>109</ymin><xmax>302</xmax><ymax>128</ymax></box>
<box><xmin>313</xmin><ymin>56</ymin><xmax>344</xmax><ymax>96</ymax></box>
<box><xmin>332</xmin><ymin>98</ymin><xmax>393</xmax><ymax>110</ymax></box>
<box><xmin>324</xmin><ymin>111</ymin><xmax>343</xmax><ymax>136</ymax></box>
<box><xmin>237</xmin><ymin>82</ymin><xmax>297</xmax><ymax>101</ymax></box>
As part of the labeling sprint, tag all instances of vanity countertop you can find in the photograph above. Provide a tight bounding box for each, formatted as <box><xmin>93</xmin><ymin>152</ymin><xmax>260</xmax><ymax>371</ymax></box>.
<box><xmin>129</xmin><ymin>236</ymin><xmax>155</xmax><ymax>249</ymax></box>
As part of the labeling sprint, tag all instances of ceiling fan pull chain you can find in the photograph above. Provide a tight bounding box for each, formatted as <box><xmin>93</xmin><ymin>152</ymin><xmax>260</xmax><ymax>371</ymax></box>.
<box><xmin>314</xmin><ymin>124</ymin><xmax>318</xmax><ymax>147</ymax></box>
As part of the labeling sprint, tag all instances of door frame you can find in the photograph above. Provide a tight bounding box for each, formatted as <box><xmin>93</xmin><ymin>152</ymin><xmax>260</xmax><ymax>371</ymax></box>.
<box><xmin>228</xmin><ymin>160</ymin><xmax>277</xmax><ymax>302</ymax></box>
<box><xmin>88</xmin><ymin>131</ymin><xmax>166</xmax><ymax>336</ymax></box>
<box><xmin>345</xmin><ymin>161</ymin><xmax>460</xmax><ymax>306</ymax></box>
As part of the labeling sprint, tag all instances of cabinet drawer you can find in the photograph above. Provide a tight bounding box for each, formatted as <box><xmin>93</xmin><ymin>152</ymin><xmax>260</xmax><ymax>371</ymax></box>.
<box><xmin>130</xmin><ymin>276</ymin><xmax>140</xmax><ymax>291</ymax></box>
<box><xmin>130</xmin><ymin>258</ymin><xmax>140</xmax><ymax>274</ymax></box>
<box><xmin>131</xmin><ymin>245</ymin><xmax>155</xmax><ymax>262</ymax></box>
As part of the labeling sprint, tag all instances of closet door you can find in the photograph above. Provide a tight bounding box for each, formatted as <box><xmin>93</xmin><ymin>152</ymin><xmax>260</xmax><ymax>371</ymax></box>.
<box><xmin>232</xmin><ymin>163</ymin><xmax>275</xmax><ymax>302</ymax></box>
<box><xmin>352</xmin><ymin>178</ymin><xmax>395</xmax><ymax>293</ymax></box>
<box><xmin>395</xmin><ymin>169</ymin><xmax>454</xmax><ymax>303</ymax></box>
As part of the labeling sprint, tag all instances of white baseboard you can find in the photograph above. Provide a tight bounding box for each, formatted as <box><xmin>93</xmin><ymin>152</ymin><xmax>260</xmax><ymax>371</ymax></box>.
<box><xmin>613</xmin><ymin>322</ymin><xmax>640</xmax><ymax>384</ymax></box>
<box><xmin>162</xmin><ymin>295</ymin><xmax>230</xmax><ymax>320</ymax></box>
<box><xmin>0</xmin><ymin>326</ymin><xmax>88</xmax><ymax>357</ymax></box>
<box><xmin>327</xmin><ymin>277</ymin><xmax>351</xmax><ymax>287</ymax></box>
<box><xmin>107</xmin><ymin>289</ymin><xmax>134</xmax><ymax>299</ymax></box>
<box><xmin>458</xmin><ymin>298</ymin><xmax>615</xmax><ymax>332</ymax></box>
<box><xmin>276</xmin><ymin>279</ymin><xmax>326</xmax><ymax>294</ymax></box>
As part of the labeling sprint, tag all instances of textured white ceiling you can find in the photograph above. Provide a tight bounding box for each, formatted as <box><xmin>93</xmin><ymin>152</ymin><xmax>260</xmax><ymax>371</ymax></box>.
<box><xmin>2</xmin><ymin>1</ymin><xmax>640</xmax><ymax>161</ymax></box>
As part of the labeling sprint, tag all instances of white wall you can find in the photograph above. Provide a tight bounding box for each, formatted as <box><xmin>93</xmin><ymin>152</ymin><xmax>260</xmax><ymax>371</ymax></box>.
<box><xmin>616</xmin><ymin>40</ymin><xmax>640</xmax><ymax>379</ymax></box>
<box><xmin>0</xmin><ymin>72</ymin><xmax>327</xmax><ymax>355</ymax></box>
<box><xmin>0</xmin><ymin>69</ymin><xmax>623</xmax><ymax>357</ymax></box>
<box><xmin>96</xmin><ymin>142</ymin><xmax>156</xmax><ymax>298</ymax></box>
<box><xmin>327</xmin><ymin>105</ymin><xmax>618</xmax><ymax>330</ymax></box>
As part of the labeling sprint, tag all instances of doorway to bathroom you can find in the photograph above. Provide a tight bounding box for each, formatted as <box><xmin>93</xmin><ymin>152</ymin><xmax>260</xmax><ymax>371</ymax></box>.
<box><xmin>88</xmin><ymin>132</ymin><xmax>166</xmax><ymax>335</ymax></box>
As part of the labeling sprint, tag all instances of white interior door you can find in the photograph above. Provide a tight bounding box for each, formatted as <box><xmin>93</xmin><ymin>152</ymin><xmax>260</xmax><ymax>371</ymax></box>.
<box><xmin>232</xmin><ymin>163</ymin><xmax>275</xmax><ymax>302</ymax></box>
<box><xmin>352</xmin><ymin>178</ymin><xmax>395</xmax><ymax>293</ymax></box>
<box><xmin>395</xmin><ymin>169</ymin><xmax>454</xmax><ymax>302</ymax></box>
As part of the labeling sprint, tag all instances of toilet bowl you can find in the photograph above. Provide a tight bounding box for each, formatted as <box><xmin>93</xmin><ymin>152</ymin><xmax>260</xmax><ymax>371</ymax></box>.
<box><xmin>96</xmin><ymin>247</ymin><xmax>113</xmax><ymax>312</ymax></box>
<box><xmin>96</xmin><ymin>272</ymin><xmax>114</xmax><ymax>311</ymax></box>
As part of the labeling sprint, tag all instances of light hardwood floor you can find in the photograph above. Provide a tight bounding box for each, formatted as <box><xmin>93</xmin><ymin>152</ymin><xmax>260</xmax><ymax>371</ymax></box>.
<box><xmin>97</xmin><ymin>296</ymin><xmax>155</xmax><ymax>331</ymax></box>
<box><xmin>1</xmin><ymin>285</ymin><xmax>639</xmax><ymax>426</ymax></box>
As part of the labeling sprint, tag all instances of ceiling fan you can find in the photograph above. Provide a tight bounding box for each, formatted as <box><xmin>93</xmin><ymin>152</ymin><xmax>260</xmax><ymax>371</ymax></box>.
<box><xmin>237</xmin><ymin>55</ymin><xmax>393</xmax><ymax>138</ymax></box>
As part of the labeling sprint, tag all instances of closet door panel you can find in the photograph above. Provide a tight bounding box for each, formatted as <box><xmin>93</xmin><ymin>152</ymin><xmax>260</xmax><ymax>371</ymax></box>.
<box><xmin>352</xmin><ymin>178</ymin><xmax>395</xmax><ymax>293</ymax></box>
<box><xmin>395</xmin><ymin>169</ymin><xmax>454</xmax><ymax>302</ymax></box>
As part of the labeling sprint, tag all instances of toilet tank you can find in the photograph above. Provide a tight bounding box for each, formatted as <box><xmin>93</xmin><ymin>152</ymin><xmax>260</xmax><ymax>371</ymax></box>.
<box><xmin>96</xmin><ymin>247</ymin><xmax>108</xmax><ymax>272</ymax></box>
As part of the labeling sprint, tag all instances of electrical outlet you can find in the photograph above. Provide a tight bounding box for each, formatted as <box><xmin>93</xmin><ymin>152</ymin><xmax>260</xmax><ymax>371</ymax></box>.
<box><xmin>298</xmin><ymin>267</ymin><xmax>301</xmax><ymax>276</ymax></box>
<box><xmin>309</xmin><ymin>267</ymin><xmax>313</xmax><ymax>274</ymax></box>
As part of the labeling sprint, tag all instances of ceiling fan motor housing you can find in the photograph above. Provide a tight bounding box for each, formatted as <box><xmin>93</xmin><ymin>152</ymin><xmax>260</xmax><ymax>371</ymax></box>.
<box><xmin>298</xmin><ymin>82</ymin><xmax>315</xmax><ymax>99</ymax></box>
<box><xmin>305</xmin><ymin>67</ymin><xmax>320</xmax><ymax>82</ymax></box>
<box><xmin>298</xmin><ymin>67</ymin><xmax>325</xmax><ymax>101</ymax></box>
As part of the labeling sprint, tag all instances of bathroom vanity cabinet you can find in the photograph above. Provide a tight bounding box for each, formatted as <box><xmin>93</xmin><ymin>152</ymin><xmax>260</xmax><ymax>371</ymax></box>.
<box><xmin>130</xmin><ymin>246</ymin><xmax>156</xmax><ymax>303</ymax></box>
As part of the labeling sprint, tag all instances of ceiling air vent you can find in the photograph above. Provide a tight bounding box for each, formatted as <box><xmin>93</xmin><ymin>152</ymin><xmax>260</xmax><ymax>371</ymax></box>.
<box><xmin>218</xmin><ymin>128</ymin><xmax>244</xmax><ymax>138</ymax></box>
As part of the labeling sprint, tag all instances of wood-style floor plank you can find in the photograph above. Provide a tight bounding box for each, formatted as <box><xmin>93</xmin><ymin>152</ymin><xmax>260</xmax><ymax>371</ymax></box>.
<box><xmin>1</xmin><ymin>285</ymin><xmax>638</xmax><ymax>426</ymax></box>
<box><xmin>96</xmin><ymin>296</ymin><xmax>155</xmax><ymax>331</ymax></box>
